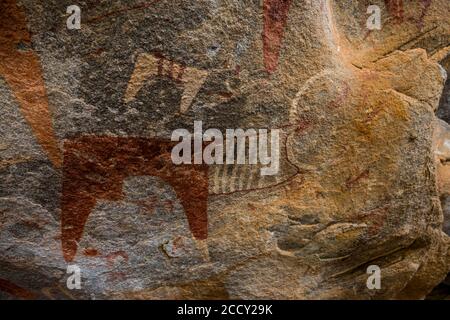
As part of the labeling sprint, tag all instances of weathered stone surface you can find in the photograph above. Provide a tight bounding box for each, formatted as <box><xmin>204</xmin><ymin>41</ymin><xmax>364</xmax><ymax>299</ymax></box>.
<box><xmin>0</xmin><ymin>0</ymin><xmax>450</xmax><ymax>299</ymax></box>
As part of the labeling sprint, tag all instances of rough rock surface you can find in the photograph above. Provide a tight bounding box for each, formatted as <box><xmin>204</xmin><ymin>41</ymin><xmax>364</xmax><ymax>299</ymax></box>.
<box><xmin>0</xmin><ymin>0</ymin><xmax>450</xmax><ymax>299</ymax></box>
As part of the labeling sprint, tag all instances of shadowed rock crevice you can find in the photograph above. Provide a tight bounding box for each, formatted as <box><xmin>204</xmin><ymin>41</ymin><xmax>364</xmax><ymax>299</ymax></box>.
<box><xmin>428</xmin><ymin>58</ymin><xmax>450</xmax><ymax>300</ymax></box>
<box><xmin>426</xmin><ymin>273</ymin><xmax>450</xmax><ymax>300</ymax></box>
<box><xmin>436</xmin><ymin>76</ymin><xmax>450</xmax><ymax>123</ymax></box>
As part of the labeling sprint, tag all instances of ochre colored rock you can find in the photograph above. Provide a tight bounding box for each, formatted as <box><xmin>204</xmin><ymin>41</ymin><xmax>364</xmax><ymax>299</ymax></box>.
<box><xmin>0</xmin><ymin>0</ymin><xmax>449</xmax><ymax>299</ymax></box>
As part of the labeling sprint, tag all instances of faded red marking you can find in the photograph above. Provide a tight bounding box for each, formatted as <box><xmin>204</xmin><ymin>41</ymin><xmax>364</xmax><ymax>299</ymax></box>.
<box><xmin>163</xmin><ymin>199</ymin><xmax>174</xmax><ymax>213</ymax></box>
<box><xmin>91</xmin><ymin>48</ymin><xmax>104</xmax><ymax>56</ymax></box>
<box><xmin>61</xmin><ymin>136</ymin><xmax>209</xmax><ymax>262</ymax></box>
<box><xmin>385</xmin><ymin>0</ymin><xmax>404</xmax><ymax>22</ymax></box>
<box><xmin>385</xmin><ymin>0</ymin><xmax>433</xmax><ymax>28</ymax></box>
<box><xmin>106</xmin><ymin>251</ymin><xmax>129</xmax><ymax>282</ymax></box>
<box><xmin>134</xmin><ymin>195</ymin><xmax>158</xmax><ymax>214</ymax></box>
<box><xmin>418</xmin><ymin>0</ymin><xmax>432</xmax><ymax>29</ymax></box>
<box><xmin>0</xmin><ymin>278</ymin><xmax>35</xmax><ymax>299</ymax></box>
<box><xmin>172</xmin><ymin>236</ymin><xmax>183</xmax><ymax>250</ymax></box>
<box><xmin>153</xmin><ymin>51</ymin><xmax>185</xmax><ymax>83</ymax></box>
<box><xmin>83</xmin><ymin>248</ymin><xmax>99</xmax><ymax>256</ymax></box>
<box><xmin>263</xmin><ymin>0</ymin><xmax>293</xmax><ymax>74</ymax></box>
<box><xmin>329</xmin><ymin>82</ymin><xmax>351</xmax><ymax>109</ymax></box>
<box><xmin>293</xmin><ymin>118</ymin><xmax>312</xmax><ymax>134</ymax></box>
<box><xmin>106</xmin><ymin>251</ymin><xmax>129</xmax><ymax>267</ymax></box>
<box><xmin>345</xmin><ymin>169</ymin><xmax>370</xmax><ymax>189</ymax></box>
<box><xmin>235</xmin><ymin>65</ymin><xmax>241</xmax><ymax>76</ymax></box>
<box><xmin>365</xmin><ymin>105</ymin><xmax>385</xmax><ymax>123</ymax></box>
<box><xmin>0</xmin><ymin>0</ymin><xmax>61</xmax><ymax>167</ymax></box>
<box><xmin>352</xmin><ymin>205</ymin><xmax>389</xmax><ymax>236</ymax></box>
<box><xmin>278</xmin><ymin>117</ymin><xmax>310</xmax><ymax>133</ymax></box>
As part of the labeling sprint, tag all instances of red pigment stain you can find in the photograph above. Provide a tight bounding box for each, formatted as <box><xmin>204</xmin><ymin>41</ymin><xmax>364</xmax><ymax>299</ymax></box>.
<box><xmin>352</xmin><ymin>205</ymin><xmax>389</xmax><ymax>236</ymax></box>
<box><xmin>151</xmin><ymin>51</ymin><xmax>186</xmax><ymax>83</ymax></box>
<box><xmin>365</xmin><ymin>105</ymin><xmax>385</xmax><ymax>123</ymax></box>
<box><xmin>0</xmin><ymin>278</ymin><xmax>35</xmax><ymax>299</ymax></box>
<box><xmin>345</xmin><ymin>169</ymin><xmax>370</xmax><ymax>189</ymax></box>
<box><xmin>133</xmin><ymin>194</ymin><xmax>158</xmax><ymax>215</ymax></box>
<box><xmin>61</xmin><ymin>136</ymin><xmax>209</xmax><ymax>262</ymax></box>
<box><xmin>385</xmin><ymin>0</ymin><xmax>404</xmax><ymax>22</ymax></box>
<box><xmin>163</xmin><ymin>200</ymin><xmax>174</xmax><ymax>213</ymax></box>
<box><xmin>106</xmin><ymin>251</ymin><xmax>129</xmax><ymax>267</ymax></box>
<box><xmin>263</xmin><ymin>0</ymin><xmax>293</xmax><ymax>74</ymax></box>
<box><xmin>235</xmin><ymin>65</ymin><xmax>241</xmax><ymax>76</ymax></box>
<box><xmin>418</xmin><ymin>0</ymin><xmax>432</xmax><ymax>29</ymax></box>
<box><xmin>0</xmin><ymin>0</ymin><xmax>61</xmax><ymax>167</ymax></box>
<box><xmin>83</xmin><ymin>248</ymin><xmax>99</xmax><ymax>257</ymax></box>
<box><xmin>329</xmin><ymin>82</ymin><xmax>351</xmax><ymax>110</ymax></box>
<box><xmin>385</xmin><ymin>0</ymin><xmax>433</xmax><ymax>28</ymax></box>
<box><xmin>168</xmin><ymin>236</ymin><xmax>184</xmax><ymax>251</ymax></box>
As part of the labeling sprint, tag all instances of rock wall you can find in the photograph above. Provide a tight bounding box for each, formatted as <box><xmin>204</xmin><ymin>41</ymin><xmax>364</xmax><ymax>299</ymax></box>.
<box><xmin>0</xmin><ymin>0</ymin><xmax>449</xmax><ymax>299</ymax></box>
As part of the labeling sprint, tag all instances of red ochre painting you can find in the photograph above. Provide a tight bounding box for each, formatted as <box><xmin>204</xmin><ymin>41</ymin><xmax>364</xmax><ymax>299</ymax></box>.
<box><xmin>1</xmin><ymin>0</ymin><xmax>450</xmax><ymax>301</ymax></box>
<box><xmin>263</xmin><ymin>0</ymin><xmax>293</xmax><ymax>74</ymax></box>
<box><xmin>0</xmin><ymin>0</ymin><xmax>62</xmax><ymax>167</ymax></box>
<box><xmin>61</xmin><ymin>136</ymin><xmax>209</xmax><ymax>262</ymax></box>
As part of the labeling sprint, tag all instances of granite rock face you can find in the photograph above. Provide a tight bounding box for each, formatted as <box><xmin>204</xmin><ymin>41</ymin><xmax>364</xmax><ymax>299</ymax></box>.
<box><xmin>0</xmin><ymin>0</ymin><xmax>450</xmax><ymax>299</ymax></box>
